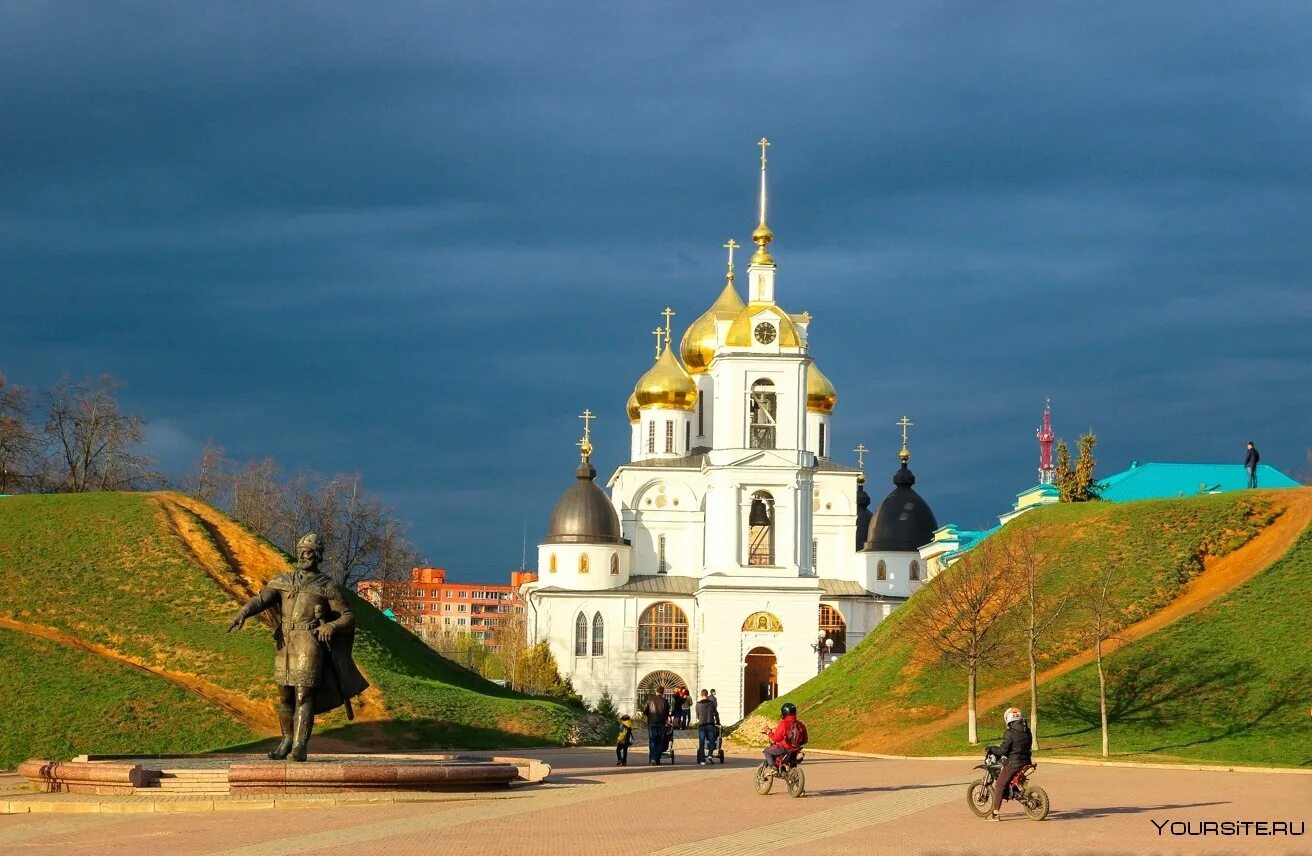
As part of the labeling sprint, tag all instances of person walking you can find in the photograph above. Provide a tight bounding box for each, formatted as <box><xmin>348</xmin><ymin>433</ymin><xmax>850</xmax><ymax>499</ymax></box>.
<box><xmin>694</xmin><ymin>690</ymin><xmax>716</xmax><ymax>765</ymax></box>
<box><xmin>1246</xmin><ymin>441</ymin><xmax>1260</xmax><ymax>489</ymax></box>
<box><xmin>616</xmin><ymin>715</ymin><xmax>634</xmax><ymax>766</ymax></box>
<box><xmin>708</xmin><ymin>688</ymin><xmax>720</xmax><ymax>726</ymax></box>
<box><xmin>670</xmin><ymin>686</ymin><xmax>685</xmax><ymax>730</ymax></box>
<box><xmin>643</xmin><ymin>686</ymin><xmax>670</xmax><ymax>765</ymax></box>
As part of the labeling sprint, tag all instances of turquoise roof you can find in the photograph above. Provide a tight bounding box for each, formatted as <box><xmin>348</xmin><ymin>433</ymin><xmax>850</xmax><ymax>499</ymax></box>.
<box><xmin>382</xmin><ymin>608</ymin><xmax>398</xmax><ymax>622</ymax></box>
<box><xmin>1098</xmin><ymin>462</ymin><xmax>1299</xmax><ymax>502</ymax></box>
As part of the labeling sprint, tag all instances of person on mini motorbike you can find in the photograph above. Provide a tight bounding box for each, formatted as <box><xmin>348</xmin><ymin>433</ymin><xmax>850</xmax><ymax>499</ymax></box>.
<box><xmin>985</xmin><ymin>707</ymin><xmax>1033</xmax><ymax>821</ymax></box>
<box><xmin>761</xmin><ymin>702</ymin><xmax>802</xmax><ymax>768</ymax></box>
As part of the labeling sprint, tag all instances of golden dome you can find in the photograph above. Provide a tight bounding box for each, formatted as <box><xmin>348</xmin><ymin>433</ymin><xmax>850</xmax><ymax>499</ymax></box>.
<box><xmin>724</xmin><ymin>303</ymin><xmax>804</xmax><ymax>349</ymax></box>
<box><xmin>680</xmin><ymin>280</ymin><xmax>745</xmax><ymax>374</ymax></box>
<box><xmin>634</xmin><ymin>345</ymin><xmax>697</xmax><ymax>411</ymax></box>
<box><xmin>806</xmin><ymin>362</ymin><xmax>838</xmax><ymax>414</ymax></box>
<box><xmin>626</xmin><ymin>390</ymin><xmax>640</xmax><ymax>423</ymax></box>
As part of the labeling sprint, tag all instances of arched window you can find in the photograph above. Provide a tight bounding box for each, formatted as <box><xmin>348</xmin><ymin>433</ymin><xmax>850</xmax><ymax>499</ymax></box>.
<box><xmin>579</xmin><ymin>553</ymin><xmax>590</xmax><ymax>573</ymax></box>
<box><xmin>819</xmin><ymin>604</ymin><xmax>848</xmax><ymax>654</ymax></box>
<box><xmin>909</xmin><ymin>560</ymin><xmax>921</xmax><ymax>581</ymax></box>
<box><xmin>747</xmin><ymin>490</ymin><xmax>774</xmax><ymax>566</ymax></box>
<box><xmin>574</xmin><ymin>613</ymin><xmax>588</xmax><ymax>656</ymax></box>
<box><xmin>609</xmin><ymin>552</ymin><xmax>620</xmax><ymax>575</ymax></box>
<box><xmin>638</xmin><ymin>601</ymin><xmax>688</xmax><ymax>650</ymax></box>
<box><xmin>591</xmin><ymin>612</ymin><xmax>604</xmax><ymax>656</ymax></box>
<box><xmin>647</xmin><ymin>420</ymin><xmax>655</xmax><ymax>454</ymax></box>
<box><xmin>665</xmin><ymin>420</ymin><xmax>674</xmax><ymax>454</ymax></box>
<box><xmin>658</xmin><ymin>535</ymin><xmax>667</xmax><ymax>574</ymax></box>
<box><xmin>549</xmin><ymin>553</ymin><xmax>558</xmax><ymax>573</ymax></box>
<box><xmin>697</xmin><ymin>394</ymin><xmax>704</xmax><ymax>436</ymax></box>
<box><xmin>876</xmin><ymin>559</ymin><xmax>887</xmax><ymax>581</ymax></box>
<box><xmin>749</xmin><ymin>379</ymin><xmax>777</xmax><ymax>449</ymax></box>
<box><xmin>818</xmin><ymin>422</ymin><xmax>827</xmax><ymax>458</ymax></box>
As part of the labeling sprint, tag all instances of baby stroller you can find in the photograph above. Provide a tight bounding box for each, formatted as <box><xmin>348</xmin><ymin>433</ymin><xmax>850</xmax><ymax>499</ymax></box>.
<box><xmin>705</xmin><ymin>724</ymin><xmax>726</xmax><ymax>764</ymax></box>
<box><xmin>660</xmin><ymin>720</ymin><xmax>676</xmax><ymax>764</ymax></box>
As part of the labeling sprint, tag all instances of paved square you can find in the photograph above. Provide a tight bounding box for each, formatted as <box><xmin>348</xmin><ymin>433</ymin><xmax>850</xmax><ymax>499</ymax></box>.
<box><xmin>1</xmin><ymin>749</ymin><xmax>1308</xmax><ymax>855</ymax></box>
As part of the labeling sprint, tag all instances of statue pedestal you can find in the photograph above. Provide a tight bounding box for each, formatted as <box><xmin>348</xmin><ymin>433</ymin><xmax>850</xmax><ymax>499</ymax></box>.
<box><xmin>19</xmin><ymin>753</ymin><xmax>550</xmax><ymax>796</ymax></box>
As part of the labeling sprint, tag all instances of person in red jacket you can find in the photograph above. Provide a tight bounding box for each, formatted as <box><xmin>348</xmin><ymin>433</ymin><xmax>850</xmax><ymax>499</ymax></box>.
<box><xmin>761</xmin><ymin>702</ymin><xmax>800</xmax><ymax>767</ymax></box>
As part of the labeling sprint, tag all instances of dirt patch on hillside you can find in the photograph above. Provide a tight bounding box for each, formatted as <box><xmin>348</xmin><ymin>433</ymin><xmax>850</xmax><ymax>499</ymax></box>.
<box><xmin>0</xmin><ymin>616</ymin><xmax>277</xmax><ymax>734</ymax></box>
<box><xmin>866</xmin><ymin>488</ymin><xmax>1312</xmax><ymax>754</ymax></box>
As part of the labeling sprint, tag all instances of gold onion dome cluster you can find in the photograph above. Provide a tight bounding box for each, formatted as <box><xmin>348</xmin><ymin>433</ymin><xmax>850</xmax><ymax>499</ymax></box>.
<box><xmin>626</xmin><ymin>390</ymin><xmax>640</xmax><ymax>423</ymax></box>
<box><xmin>680</xmin><ymin>280</ymin><xmax>745</xmax><ymax>374</ymax></box>
<box><xmin>632</xmin><ymin>345</ymin><xmax>697</xmax><ymax>412</ymax></box>
<box><xmin>807</xmin><ymin>362</ymin><xmax>838</xmax><ymax>413</ymax></box>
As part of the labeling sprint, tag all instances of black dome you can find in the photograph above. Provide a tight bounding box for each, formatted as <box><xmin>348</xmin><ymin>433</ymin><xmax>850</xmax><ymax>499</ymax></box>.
<box><xmin>545</xmin><ymin>460</ymin><xmax>624</xmax><ymax>545</ymax></box>
<box><xmin>854</xmin><ymin>479</ymin><xmax>873</xmax><ymax>551</ymax></box>
<box><xmin>863</xmin><ymin>462</ymin><xmax>937</xmax><ymax>552</ymax></box>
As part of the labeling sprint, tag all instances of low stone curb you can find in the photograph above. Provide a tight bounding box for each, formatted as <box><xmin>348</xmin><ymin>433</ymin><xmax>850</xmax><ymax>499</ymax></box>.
<box><xmin>802</xmin><ymin>747</ymin><xmax>1312</xmax><ymax>775</ymax></box>
<box><xmin>0</xmin><ymin>787</ymin><xmax>543</xmax><ymax>815</ymax></box>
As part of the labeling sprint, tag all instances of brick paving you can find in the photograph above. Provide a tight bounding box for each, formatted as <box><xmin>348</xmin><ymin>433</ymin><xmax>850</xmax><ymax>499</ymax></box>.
<box><xmin>1</xmin><ymin>749</ymin><xmax>1308</xmax><ymax>856</ymax></box>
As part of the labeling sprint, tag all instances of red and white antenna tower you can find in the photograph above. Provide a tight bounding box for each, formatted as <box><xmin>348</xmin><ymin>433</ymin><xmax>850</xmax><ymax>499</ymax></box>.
<box><xmin>1037</xmin><ymin>398</ymin><xmax>1055</xmax><ymax>484</ymax></box>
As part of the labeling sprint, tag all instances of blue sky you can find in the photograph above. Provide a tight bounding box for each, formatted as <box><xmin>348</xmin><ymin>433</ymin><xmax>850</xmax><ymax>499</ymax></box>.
<box><xmin>4</xmin><ymin>2</ymin><xmax>1310</xmax><ymax>581</ymax></box>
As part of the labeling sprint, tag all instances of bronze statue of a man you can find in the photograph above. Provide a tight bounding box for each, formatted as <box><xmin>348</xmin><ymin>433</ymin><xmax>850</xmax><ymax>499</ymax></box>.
<box><xmin>227</xmin><ymin>533</ymin><xmax>368</xmax><ymax>761</ymax></box>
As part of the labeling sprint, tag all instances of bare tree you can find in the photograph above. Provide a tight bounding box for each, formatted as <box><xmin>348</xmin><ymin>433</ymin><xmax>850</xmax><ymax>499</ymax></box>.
<box><xmin>1081</xmin><ymin>563</ymin><xmax>1123</xmax><ymax>757</ymax></box>
<box><xmin>902</xmin><ymin>535</ymin><xmax>1024</xmax><ymax>744</ymax></box>
<box><xmin>186</xmin><ymin>442</ymin><xmax>226</xmax><ymax>504</ymax></box>
<box><xmin>492</xmin><ymin>610</ymin><xmax>530</xmax><ymax>693</ymax></box>
<box><xmin>0</xmin><ymin>376</ymin><xmax>39</xmax><ymax>493</ymax></box>
<box><xmin>41</xmin><ymin>375</ymin><xmax>157</xmax><ymax>491</ymax></box>
<box><xmin>1006</xmin><ymin>525</ymin><xmax>1068</xmax><ymax>751</ymax></box>
<box><xmin>230</xmin><ymin>457</ymin><xmax>289</xmax><ymax>544</ymax></box>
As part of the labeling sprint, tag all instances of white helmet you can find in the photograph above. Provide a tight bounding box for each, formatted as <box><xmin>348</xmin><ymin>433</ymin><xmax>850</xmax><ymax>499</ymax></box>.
<box><xmin>1004</xmin><ymin>707</ymin><xmax>1023</xmax><ymax>726</ymax></box>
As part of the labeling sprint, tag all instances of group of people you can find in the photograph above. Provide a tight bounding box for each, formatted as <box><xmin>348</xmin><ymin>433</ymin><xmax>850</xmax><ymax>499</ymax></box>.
<box><xmin>615</xmin><ymin>685</ymin><xmax>723</xmax><ymax>766</ymax></box>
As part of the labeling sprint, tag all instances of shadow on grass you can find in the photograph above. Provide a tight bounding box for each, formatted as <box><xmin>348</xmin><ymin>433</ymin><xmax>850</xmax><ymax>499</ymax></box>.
<box><xmin>1045</xmin><ymin>648</ymin><xmax>1312</xmax><ymax>764</ymax></box>
<box><xmin>1051</xmin><ymin>801</ymin><xmax>1228</xmax><ymax>820</ymax></box>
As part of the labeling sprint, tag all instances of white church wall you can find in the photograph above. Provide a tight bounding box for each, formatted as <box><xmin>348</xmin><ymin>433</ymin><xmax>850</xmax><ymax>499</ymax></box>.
<box><xmin>853</xmin><ymin>552</ymin><xmax>927</xmax><ymax>599</ymax></box>
<box><xmin>637</xmin><ymin>408</ymin><xmax>693</xmax><ymax>461</ymax></box>
<box><xmin>536</xmin><ymin>543</ymin><xmax>632</xmax><ymax>591</ymax></box>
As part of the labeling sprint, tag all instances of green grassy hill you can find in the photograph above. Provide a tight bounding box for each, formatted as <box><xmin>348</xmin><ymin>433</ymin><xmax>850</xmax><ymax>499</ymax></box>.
<box><xmin>0</xmin><ymin>492</ymin><xmax>581</xmax><ymax>770</ymax></box>
<box><xmin>757</xmin><ymin>490</ymin><xmax>1312</xmax><ymax>768</ymax></box>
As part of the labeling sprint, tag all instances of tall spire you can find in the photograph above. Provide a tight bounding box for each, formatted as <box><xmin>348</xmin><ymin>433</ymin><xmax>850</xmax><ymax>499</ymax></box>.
<box><xmin>1037</xmin><ymin>398</ymin><xmax>1055</xmax><ymax>484</ymax></box>
<box><xmin>750</xmin><ymin>137</ymin><xmax>775</xmax><ymax>266</ymax></box>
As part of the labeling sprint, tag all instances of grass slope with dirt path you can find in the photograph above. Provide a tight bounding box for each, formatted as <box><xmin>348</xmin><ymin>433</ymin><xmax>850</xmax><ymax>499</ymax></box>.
<box><xmin>0</xmin><ymin>491</ymin><xmax>580</xmax><ymax>768</ymax></box>
<box><xmin>908</xmin><ymin>524</ymin><xmax>1312</xmax><ymax>766</ymax></box>
<box><xmin>750</xmin><ymin>490</ymin><xmax>1312</xmax><ymax>767</ymax></box>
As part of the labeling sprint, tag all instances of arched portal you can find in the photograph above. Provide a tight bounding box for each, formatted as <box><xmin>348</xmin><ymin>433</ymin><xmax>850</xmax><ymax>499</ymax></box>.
<box><xmin>636</xmin><ymin>669</ymin><xmax>687</xmax><ymax>718</ymax></box>
<box><xmin>743</xmin><ymin>646</ymin><xmax>778</xmax><ymax>716</ymax></box>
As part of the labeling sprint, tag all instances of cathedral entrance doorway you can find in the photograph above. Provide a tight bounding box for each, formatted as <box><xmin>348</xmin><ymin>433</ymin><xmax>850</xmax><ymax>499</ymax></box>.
<box><xmin>743</xmin><ymin>647</ymin><xmax>777</xmax><ymax>716</ymax></box>
<box><xmin>636</xmin><ymin>669</ymin><xmax>687</xmax><ymax>717</ymax></box>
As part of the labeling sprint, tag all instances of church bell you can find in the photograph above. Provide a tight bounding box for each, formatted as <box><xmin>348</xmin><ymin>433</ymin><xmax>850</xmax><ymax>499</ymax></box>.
<box><xmin>748</xmin><ymin>497</ymin><xmax>772</xmax><ymax>527</ymax></box>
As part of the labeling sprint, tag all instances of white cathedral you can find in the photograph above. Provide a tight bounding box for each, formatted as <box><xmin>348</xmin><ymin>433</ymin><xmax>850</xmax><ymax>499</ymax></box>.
<box><xmin>522</xmin><ymin>141</ymin><xmax>939</xmax><ymax>723</ymax></box>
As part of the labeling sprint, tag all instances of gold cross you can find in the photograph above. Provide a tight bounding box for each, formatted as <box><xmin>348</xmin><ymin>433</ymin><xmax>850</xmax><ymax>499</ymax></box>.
<box><xmin>853</xmin><ymin>443</ymin><xmax>868</xmax><ymax>471</ymax></box>
<box><xmin>758</xmin><ymin>137</ymin><xmax>770</xmax><ymax>169</ymax></box>
<box><xmin>579</xmin><ymin>409</ymin><xmax>594</xmax><ymax>443</ymax></box>
<box><xmin>723</xmin><ymin>238</ymin><xmax>740</xmax><ymax>271</ymax></box>
<box><xmin>652</xmin><ymin>326</ymin><xmax>665</xmax><ymax>358</ymax></box>
<box><xmin>897</xmin><ymin>416</ymin><xmax>914</xmax><ymax>449</ymax></box>
<box><xmin>661</xmin><ymin>306</ymin><xmax>676</xmax><ymax>341</ymax></box>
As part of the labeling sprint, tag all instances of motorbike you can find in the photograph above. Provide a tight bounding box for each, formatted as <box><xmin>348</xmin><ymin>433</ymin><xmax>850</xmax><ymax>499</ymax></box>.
<box><xmin>755</xmin><ymin>749</ymin><xmax>806</xmax><ymax>798</ymax></box>
<box><xmin>966</xmin><ymin>752</ymin><xmax>1049</xmax><ymax>821</ymax></box>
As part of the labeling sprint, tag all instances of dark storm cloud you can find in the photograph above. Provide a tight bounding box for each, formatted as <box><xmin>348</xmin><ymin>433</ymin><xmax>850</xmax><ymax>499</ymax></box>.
<box><xmin>4</xmin><ymin>2</ymin><xmax>1310</xmax><ymax>578</ymax></box>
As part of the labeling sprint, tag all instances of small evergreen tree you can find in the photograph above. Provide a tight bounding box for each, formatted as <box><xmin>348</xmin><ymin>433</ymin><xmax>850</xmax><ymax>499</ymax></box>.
<box><xmin>1055</xmin><ymin>440</ymin><xmax>1076</xmax><ymax>502</ymax></box>
<box><xmin>1073</xmin><ymin>432</ymin><xmax>1100</xmax><ymax>501</ymax></box>
<box><xmin>515</xmin><ymin>641</ymin><xmax>585</xmax><ymax>707</ymax></box>
<box><xmin>594</xmin><ymin>688</ymin><xmax>619</xmax><ymax>719</ymax></box>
